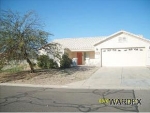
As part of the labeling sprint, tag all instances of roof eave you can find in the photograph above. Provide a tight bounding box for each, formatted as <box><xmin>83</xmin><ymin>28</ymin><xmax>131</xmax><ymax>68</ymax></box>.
<box><xmin>70</xmin><ymin>49</ymin><xmax>95</xmax><ymax>52</ymax></box>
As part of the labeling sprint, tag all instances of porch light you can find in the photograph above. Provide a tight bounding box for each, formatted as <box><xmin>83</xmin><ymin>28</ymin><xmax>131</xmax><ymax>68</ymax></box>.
<box><xmin>96</xmin><ymin>48</ymin><xmax>98</xmax><ymax>51</ymax></box>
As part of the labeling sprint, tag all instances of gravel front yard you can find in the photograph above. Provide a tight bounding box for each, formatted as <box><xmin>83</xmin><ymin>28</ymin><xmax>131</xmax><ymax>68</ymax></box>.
<box><xmin>0</xmin><ymin>66</ymin><xmax>98</xmax><ymax>85</ymax></box>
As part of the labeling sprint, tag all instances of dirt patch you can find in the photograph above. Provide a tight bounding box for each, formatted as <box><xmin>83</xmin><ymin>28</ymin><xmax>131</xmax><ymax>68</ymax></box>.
<box><xmin>0</xmin><ymin>66</ymin><xmax>99</xmax><ymax>85</ymax></box>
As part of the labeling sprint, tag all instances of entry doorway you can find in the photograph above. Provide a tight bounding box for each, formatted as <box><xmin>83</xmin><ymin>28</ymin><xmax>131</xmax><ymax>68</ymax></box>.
<box><xmin>77</xmin><ymin>52</ymin><xmax>82</xmax><ymax>65</ymax></box>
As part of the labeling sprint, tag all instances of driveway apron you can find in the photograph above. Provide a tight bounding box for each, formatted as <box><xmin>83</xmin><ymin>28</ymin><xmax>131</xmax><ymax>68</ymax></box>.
<box><xmin>121</xmin><ymin>67</ymin><xmax>150</xmax><ymax>88</ymax></box>
<box><xmin>82</xmin><ymin>67</ymin><xmax>150</xmax><ymax>89</ymax></box>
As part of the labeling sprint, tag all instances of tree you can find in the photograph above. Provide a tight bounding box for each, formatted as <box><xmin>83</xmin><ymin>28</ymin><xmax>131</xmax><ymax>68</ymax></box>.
<box><xmin>0</xmin><ymin>10</ymin><xmax>52</xmax><ymax>72</ymax></box>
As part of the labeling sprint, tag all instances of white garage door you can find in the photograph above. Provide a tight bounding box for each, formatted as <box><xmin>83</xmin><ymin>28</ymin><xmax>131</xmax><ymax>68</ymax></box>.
<box><xmin>102</xmin><ymin>48</ymin><xmax>146</xmax><ymax>66</ymax></box>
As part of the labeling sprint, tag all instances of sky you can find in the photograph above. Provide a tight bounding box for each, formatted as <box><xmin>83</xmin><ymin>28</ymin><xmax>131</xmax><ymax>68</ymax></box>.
<box><xmin>0</xmin><ymin>0</ymin><xmax>150</xmax><ymax>42</ymax></box>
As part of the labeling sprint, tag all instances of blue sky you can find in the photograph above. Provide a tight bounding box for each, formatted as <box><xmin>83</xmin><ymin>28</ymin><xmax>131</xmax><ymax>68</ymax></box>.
<box><xmin>0</xmin><ymin>0</ymin><xmax>150</xmax><ymax>41</ymax></box>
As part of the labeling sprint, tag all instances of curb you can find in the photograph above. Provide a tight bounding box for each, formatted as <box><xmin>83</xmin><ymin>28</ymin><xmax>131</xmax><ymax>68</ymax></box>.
<box><xmin>0</xmin><ymin>83</ymin><xmax>150</xmax><ymax>90</ymax></box>
<box><xmin>0</xmin><ymin>83</ymin><xmax>66</xmax><ymax>88</ymax></box>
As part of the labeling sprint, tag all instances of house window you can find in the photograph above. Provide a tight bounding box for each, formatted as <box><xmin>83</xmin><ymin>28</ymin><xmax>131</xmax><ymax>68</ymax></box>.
<box><xmin>134</xmin><ymin>48</ymin><xmax>138</xmax><ymax>51</ymax></box>
<box><xmin>103</xmin><ymin>50</ymin><xmax>106</xmax><ymax>52</ymax></box>
<box><xmin>113</xmin><ymin>49</ymin><xmax>116</xmax><ymax>51</ymax></box>
<box><xmin>118</xmin><ymin>49</ymin><xmax>121</xmax><ymax>51</ymax></box>
<box><xmin>129</xmin><ymin>48</ymin><xmax>133</xmax><ymax>51</ymax></box>
<box><xmin>124</xmin><ymin>49</ymin><xmax>127</xmax><ymax>51</ymax></box>
<box><xmin>84</xmin><ymin>52</ymin><xmax>90</xmax><ymax>60</ymax></box>
<box><xmin>140</xmin><ymin>49</ymin><xmax>143</xmax><ymax>51</ymax></box>
<box><xmin>123</xmin><ymin>37</ymin><xmax>127</xmax><ymax>42</ymax></box>
<box><xmin>107</xmin><ymin>49</ymin><xmax>111</xmax><ymax>52</ymax></box>
<box><xmin>84</xmin><ymin>52</ymin><xmax>86</xmax><ymax>60</ymax></box>
<box><xmin>118</xmin><ymin>37</ymin><xmax>127</xmax><ymax>43</ymax></box>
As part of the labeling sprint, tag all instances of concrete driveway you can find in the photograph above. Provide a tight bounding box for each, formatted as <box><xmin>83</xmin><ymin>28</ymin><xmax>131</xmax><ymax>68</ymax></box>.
<box><xmin>82</xmin><ymin>67</ymin><xmax>150</xmax><ymax>89</ymax></box>
<box><xmin>67</xmin><ymin>67</ymin><xmax>150</xmax><ymax>89</ymax></box>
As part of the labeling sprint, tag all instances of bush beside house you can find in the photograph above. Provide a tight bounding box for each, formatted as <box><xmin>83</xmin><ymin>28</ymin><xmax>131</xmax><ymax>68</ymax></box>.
<box><xmin>37</xmin><ymin>54</ymin><xmax>72</xmax><ymax>69</ymax></box>
<box><xmin>60</xmin><ymin>54</ymin><xmax>72</xmax><ymax>68</ymax></box>
<box><xmin>37</xmin><ymin>55</ymin><xmax>58</xmax><ymax>69</ymax></box>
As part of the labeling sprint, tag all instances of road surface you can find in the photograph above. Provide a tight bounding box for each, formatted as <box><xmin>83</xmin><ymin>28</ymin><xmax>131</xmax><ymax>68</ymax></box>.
<box><xmin>0</xmin><ymin>86</ymin><xmax>150</xmax><ymax>112</ymax></box>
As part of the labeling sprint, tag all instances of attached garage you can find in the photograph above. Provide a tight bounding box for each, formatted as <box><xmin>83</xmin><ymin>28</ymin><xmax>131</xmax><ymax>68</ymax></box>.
<box><xmin>101</xmin><ymin>47</ymin><xmax>146</xmax><ymax>66</ymax></box>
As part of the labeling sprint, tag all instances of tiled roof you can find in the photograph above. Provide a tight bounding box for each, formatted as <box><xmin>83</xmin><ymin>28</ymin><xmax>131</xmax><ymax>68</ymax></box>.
<box><xmin>53</xmin><ymin>37</ymin><xmax>106</xmax><ymax>51</ymax></box>
<box><xmin>51</xmin><ymin>30</ymin><xmax>150</xmax><ymax>51</ymax></box>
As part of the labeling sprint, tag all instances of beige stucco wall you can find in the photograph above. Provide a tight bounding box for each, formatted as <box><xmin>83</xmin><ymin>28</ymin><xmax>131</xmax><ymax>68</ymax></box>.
<box><xmin>87</xmin><ymin>51</ymin><xmax>95</xmax><ymax>59</ymax></box>
<box><xmin>67</xmin><ymin>52</ymin><xmax>77</xmax><ymax>59</ymax></box>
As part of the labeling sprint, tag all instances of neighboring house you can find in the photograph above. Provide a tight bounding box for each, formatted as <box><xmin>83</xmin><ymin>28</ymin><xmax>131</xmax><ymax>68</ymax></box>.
<box><xmin>39</xmin><ymin>30</ymin><xmax>150</xmax><ymax>67</ymax></box>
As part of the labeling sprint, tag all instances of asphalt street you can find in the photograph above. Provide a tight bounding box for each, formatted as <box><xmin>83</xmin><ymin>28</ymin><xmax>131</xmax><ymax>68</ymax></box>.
<box><xmin>0</xmin><ymin>86</ymin><xmax>150</xmax><ymax>112</ymax></box>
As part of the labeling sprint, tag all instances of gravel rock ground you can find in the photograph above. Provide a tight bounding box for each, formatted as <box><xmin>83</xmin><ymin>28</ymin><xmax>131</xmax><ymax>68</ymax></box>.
<box><xmin>0</xmin><ymin>66</ymin><xmax>99</xmax><ymax>85</ymax></box>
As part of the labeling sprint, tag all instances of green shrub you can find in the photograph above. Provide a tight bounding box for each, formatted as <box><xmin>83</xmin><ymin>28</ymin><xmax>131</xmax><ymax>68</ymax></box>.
<box><xmin>1</xmin><ymin>65</ymin><xmax>24</xmax><ymax>73</ymax></box>
<box><xmin>0</xmin><ymin>60</ymin><xmax>4</xmax><ymax>71</ymax></box>
<box><xmin>0</xmin><ymin>64</ymin><xmax>3</xmax><ymax>71</ymax></box>
<box><xmin>37</xmin><ymin>55</ymin><xmax>58</xmax><ymax>69</ymax></box>
<box><xmin>47</xmin><ymin>59</ymin><xmax>58</xmax><ymax>68</ymax></box>
<box><xmin>60</xmin><ymin>54</ymin><xmax>72</xmax><ymax>68</ymax></box>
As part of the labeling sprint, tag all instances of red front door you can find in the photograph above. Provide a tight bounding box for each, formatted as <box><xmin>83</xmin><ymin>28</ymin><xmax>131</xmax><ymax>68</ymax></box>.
<box><xmin>77</xmin><ymin>52</ymin><xmax>82</xmax><ymax>65</ymax></box>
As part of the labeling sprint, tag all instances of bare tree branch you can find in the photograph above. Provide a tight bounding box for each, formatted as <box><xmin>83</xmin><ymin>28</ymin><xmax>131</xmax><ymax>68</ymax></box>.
<box><xmin>0</xmin><ymin>10</ymin><xmax>55</xmax><ymax>72</ymax></box>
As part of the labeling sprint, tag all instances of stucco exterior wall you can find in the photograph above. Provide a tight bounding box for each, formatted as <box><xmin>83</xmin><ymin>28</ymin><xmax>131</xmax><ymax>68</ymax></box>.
<box><xmin>147</xmin><ymin>50</ymin><xmax>150</xmax><ymax>66</ymax></box>
<box><xmin>95</xmin><ymin>34</ymin><xmax>149</xmax><ymax>49</ymax></box>
<box><xmin>94</xmin><ymin>33</ymin><xmax>150</xmax><ymax>66</ymax></box>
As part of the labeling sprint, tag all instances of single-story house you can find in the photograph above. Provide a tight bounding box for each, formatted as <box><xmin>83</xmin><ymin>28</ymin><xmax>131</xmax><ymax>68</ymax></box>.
<box><xmin>39</xmin><ymin>30</ymin><xmax>150</xmax><ymax>67</ymax></box>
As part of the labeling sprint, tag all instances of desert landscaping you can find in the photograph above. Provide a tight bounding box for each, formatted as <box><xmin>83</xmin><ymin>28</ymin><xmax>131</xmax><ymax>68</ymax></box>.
<box><xmin>0</xmin><ymin>66</ymin><xmax>98</xmax><ymax>85</ymax></box>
